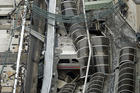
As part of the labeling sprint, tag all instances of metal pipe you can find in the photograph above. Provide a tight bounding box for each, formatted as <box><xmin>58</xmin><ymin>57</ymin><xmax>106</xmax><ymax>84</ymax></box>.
<box><xmin>80</xmin><ymin>0</ymin><xmax>92</xmax><ymax>92</ymax></box>
<box><xmin>13</xmin><ymin>0</ymin><xmax>28</xmax><ymax>93</ymax></box>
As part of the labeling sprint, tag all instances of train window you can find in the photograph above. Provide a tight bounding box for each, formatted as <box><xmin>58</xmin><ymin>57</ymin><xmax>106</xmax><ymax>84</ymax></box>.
<box><xmin>72</xmin><ymin>59</ymin><xmax>78</xmax><ymax>62</ymax></box>
<box><xmin>59</xmin><ymin>59</ymin><xmax>70</xmax><ymax>63</ymax></box>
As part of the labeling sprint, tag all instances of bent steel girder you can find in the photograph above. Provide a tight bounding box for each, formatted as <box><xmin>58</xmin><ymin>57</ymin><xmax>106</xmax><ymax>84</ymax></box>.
<box><xmin>41</xmin><ymin>0</ymin><xmax>57</xmax><ymax>93</ymax></box>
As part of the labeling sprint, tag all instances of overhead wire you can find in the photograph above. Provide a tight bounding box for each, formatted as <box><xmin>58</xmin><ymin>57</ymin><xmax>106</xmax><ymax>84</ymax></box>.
<box><xmin>31</xmin><ymin>0</ymin><xmax>124</xmax><ymax>24</ymax></box>
<box><xmin>81</xmin><ymin>0</ymin><xmax>92</xmax><ymax>92</ymax></box>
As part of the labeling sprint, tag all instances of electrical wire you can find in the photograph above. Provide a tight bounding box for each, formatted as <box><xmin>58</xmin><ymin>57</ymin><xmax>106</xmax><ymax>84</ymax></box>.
<box><xmin>32</xmin><ymin>0</ymin><xmax>124</xmax><ymax>24</ymax></box>
<box><xmin>81</xmin><ymin>0</ymin><xmax>92</xmax><ymax>93</ymax></box>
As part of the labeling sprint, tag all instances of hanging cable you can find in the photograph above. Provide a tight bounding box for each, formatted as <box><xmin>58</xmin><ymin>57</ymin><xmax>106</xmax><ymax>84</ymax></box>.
<box><xmin>81</xmin><ymin>0</ymin><xmax>92</xmax><ymax>93</ymax></box>
<box><xmin>12</xmin><ymin>0</ymin><xmax>28</xmax><ymax>93</ymax></box>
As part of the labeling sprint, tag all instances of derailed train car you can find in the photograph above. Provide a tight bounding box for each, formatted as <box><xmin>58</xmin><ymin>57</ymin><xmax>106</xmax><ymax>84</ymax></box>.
<box><xmin>21</xmin><ymin>0</ymin><xmax>137</xmax><ymax>93</ymax></box>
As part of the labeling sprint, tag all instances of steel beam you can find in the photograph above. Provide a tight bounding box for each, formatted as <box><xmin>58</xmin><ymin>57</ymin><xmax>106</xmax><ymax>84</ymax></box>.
<box><xmin>41</xmin><ymin>0</ymin><xmax>56</xmax><ymax>93</ymax></box>
<box><xmin>25</xmin><ymin>27</ymin><xmax>45</xmax><ymax>42</ymax></box>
